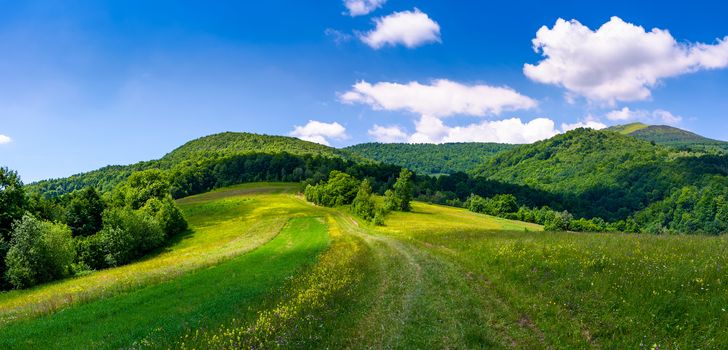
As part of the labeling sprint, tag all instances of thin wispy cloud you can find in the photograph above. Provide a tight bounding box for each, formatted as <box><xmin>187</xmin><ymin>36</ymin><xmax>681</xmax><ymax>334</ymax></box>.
<box><xmin>343</xmin><ymin>0</ymin><xmax>386</xmax><ymax>16</ymax></box>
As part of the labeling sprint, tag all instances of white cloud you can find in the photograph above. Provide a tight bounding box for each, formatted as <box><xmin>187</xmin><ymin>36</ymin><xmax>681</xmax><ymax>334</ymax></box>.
<box><xmin>396</xmin><ymin>116</ymin><xmax>559</xmax><ymax>144</ymax></box>
<box><xmin>524</xmin><ymin>16</ymin><xmax>728</xmax><ymax>104</ymax></box>
<box><xmin>0</xmin><ymin>134</ymin><xmax>11</xmax><ymax>144</ymax></box>
<box><xmin>360</xmin><ymin>9</ymin><xmax>441</xmax><ymax>49</ymax></box>
<box><xmin>290</xmin><ymin>120</ymin><xmax>347</xmax><ymax>146</ymax></box>
<box><xmin>605</xmin><ymin>107</ymin><xmax>682</xmax><ymax>124</ymax></box>
<box><xmin>341</xmin><ymin>79</ymin><xmax>537</xmax><ymax>117</ymax></box>
<box><xmin>561</xmin><ymin>118</ymin><xmax>608</xmax><ymax>132</ymax></box>
<box><xmin>443</xmin><ymin>118</ymin><xmax>559</xmax><ymax>144</ymax></box>
<box><xmin>343</xmin><ymin>0</ymin><xmax>386</xmax><ymax>16</ymax></box>
<box><xmin>368</xmin><ymin>124</ymin><xmax>408</xmax><ymax>143</ymax></box>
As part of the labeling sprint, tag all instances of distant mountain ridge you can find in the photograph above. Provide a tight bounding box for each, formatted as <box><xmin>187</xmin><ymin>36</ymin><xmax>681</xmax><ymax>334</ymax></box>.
<box><xmin>607</xmin><ymin>122</ymin><xmax>728</xmax><ymax>151</ymax></box>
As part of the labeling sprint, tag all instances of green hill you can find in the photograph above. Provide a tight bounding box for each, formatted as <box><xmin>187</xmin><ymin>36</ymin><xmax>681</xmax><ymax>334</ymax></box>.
<box><xmin>28</xmin><ymin>132</ymin><xmax>352</xmax><ymax>197</ymax></box>
<box><xmin>158</xmin><ymin>132</ymin><xmax>347</xmax><ymax>166</ymax></box>
<box><xmin>344</xmin><ymin>142</ymin><xmax>516</xmax><ymax>175</ymax></box>
<box><xmin>474</xmin><ymin>128</ymin><xmax>728</xmax><ymax>221</ymax></box>
<box><xmin>607</xmin><ymin>123</ymin><xmax>728</xmax><ymax>151</ymax></box>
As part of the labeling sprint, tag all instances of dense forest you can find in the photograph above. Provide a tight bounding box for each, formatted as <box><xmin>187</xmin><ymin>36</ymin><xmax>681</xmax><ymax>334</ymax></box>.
<box><xmin>344</xmin><ymin>142</ymin><xmax>516</xmax><ymax>174</ymax></box>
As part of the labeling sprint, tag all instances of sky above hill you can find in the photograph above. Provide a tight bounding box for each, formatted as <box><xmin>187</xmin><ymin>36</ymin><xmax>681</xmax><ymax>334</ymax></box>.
<box><xmin>2</xmin><ymin>0</ymin><xmax>728</xmax><ymax>181</ymax></box>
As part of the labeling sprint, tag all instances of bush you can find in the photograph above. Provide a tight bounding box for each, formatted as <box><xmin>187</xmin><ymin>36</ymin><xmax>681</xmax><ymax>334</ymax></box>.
<box><xmin>304</xmin><ymin>171</ymin><xmax>359</xmax><ymax>207</ymax></box>
<box><xmin>64</xmin><ymin>187</ymin><xmax>105</xmax><ymax>237</ymax></box>
<box><xmin>351</xmin><ymin>180</ymin><xmax>376</xmax><ymax>222</ymax></box>
<box><xmin>5</xmin><ymin>215</ymin><xmax>76</xmax><ymax>289</ymax></box>
<box><xmin>142</xmin><ymin>197</ymin><xmax>188</xmax><ymax>237</ymax></box>
<box><xmin>75</xmin><ymin>233</ymin><xmax>107</xmax><ymax>270</ymax></box>
<box><xmin>100</xmin><ymin>208</ymin><xmax>164</xmax><ymax>266</ymax></box>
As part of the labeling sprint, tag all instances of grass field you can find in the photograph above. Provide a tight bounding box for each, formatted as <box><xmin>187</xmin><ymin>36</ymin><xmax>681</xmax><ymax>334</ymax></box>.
<box><xmin>1</xmin><ymin>182</ymin><xmax>727</xmax><ymax>349</ymax></box>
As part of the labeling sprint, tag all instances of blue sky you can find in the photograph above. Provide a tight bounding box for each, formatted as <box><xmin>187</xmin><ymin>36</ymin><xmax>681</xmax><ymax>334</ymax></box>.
<box><xmin>1</xmin><ymin>0</ymin><xmax>728</xmax><ymax>182</ymax></box>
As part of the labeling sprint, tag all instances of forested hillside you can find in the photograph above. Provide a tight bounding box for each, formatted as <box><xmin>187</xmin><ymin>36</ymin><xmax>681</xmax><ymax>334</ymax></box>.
<box><xmin>472</xmin><ymin>128</ymin><xmax>728</xmax><ymax>233</ymax></box>
<box><xmin>28</xmin><ymin>132</ymin><xmax>358</xmax><ymax>197</ymax></box>
<box><xmin>344</xmin><ymin>142</ymin><xmax>516</xmax><ymax>174</ymax></box>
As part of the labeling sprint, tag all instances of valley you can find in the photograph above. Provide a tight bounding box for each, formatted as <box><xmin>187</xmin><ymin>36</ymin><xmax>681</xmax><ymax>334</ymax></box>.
<box><xmin>1</xmin><ymin>183</ymin><xmax>726</xmax><ymax>349</ymax></box>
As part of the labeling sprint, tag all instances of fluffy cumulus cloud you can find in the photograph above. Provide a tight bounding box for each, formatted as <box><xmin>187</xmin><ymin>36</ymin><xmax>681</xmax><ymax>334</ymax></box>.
<box><xmin>343</xmin><ymin>0</ymin><xmax>386</xmax><ymax>16</ymax></box>
<box><xmin>605</xmin><ymin>107</ymin><xmax>682</xmax><ymax>124</ymax></box>
<box><xmin>524</xmin><ymin>16</ymin><xmax>728</xmax><ymax>104</ymax></box>
<box><xmin>561</xmin><ymin>117</ymin><xmax>608</xmax><ymax>132</ymax></box>
<box><xmin>290</xmin><ymin>120</ymin><xmax>347</xmax><ymax>146</ymax></box>
<box><xmin>368</xmin><ymin>124</ymin><xmax>408</xmax><ymax>143</ymax></box>
<box><xmin>0</xmin><ymin>134</ymin><xmax>11</xmax><ymax>144</ymax></box>
<box><xmin>360</xmin><ymin>9</ymin><xmax>441</xmax><ymax>49</ymax></box>
<box><xmin>380</xmin><ymin>116</ymin><xmax>559</xmax><ymax>144</ymax></box>
<box><xmin>341</xmin><ymin>79</ymin><xmax>537</xmax><ymax>117</ymax></box>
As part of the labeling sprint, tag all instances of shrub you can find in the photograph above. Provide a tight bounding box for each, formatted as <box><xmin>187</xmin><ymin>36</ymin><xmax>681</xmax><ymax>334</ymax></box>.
<box><xmin>304</xmin><ymin>171</ymin><xmax>359</xmax><ymax>207</ymax></box>
<box><xmin>142</xmin><ymin>197</ymin><xmax>188</xmax><ymax>237</ymax></box>
<box><xmin>5</xmin><ymin>215</ymin><xmax>76</xmax><ymax>289</ymax></box>
<box><xmin>100</xmin><ymin>208</ymin><xmax>164</xmax><ymax>266</ymax></box>
<box><xmin>351</xmin><ymin>180</ymin><xmax>376</xmax><ymax>222</ymax></box>
<box><xmin>75</xmin><ymin>233</ymin><xmax>107</xmax><ymax>270</ymax></box>
<box><xmin>64</xmin><ymin>187</ymin><xmax>105</xmax><ymax>237</ymax></box>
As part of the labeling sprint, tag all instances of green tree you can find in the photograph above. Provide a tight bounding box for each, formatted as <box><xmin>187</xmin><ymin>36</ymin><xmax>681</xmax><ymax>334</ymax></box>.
<box><xmin>393</xmin><ymin>169</ymin><xmax>413</xmax><ymax>212</ymax></box>
<box><xmin>100</xmin><ymin>208</ymin><xmax>165</xmax><ymax>267</ymax></box>
<box><xmin>0</xmin><ymin>167</ymin><xmax>26</xmax><ymax>238</ymax></box>
<box><xmin>5</xmin><ymin>215</ymin><xmax>76</xmax><ymax>289</ymax></box>
<box><xmin>0</xmin><ymin>167</ymin><xmax>27</xmax><ymax>289</ymax></box>
<box><xmin>113</xmin><ymin>169</ymin><xmax>171</xmax><ymax>209</ymax></box>
<box><xmin>65</xmin><ymin>187</ymin><xmax>105</xmax><ymax>237</ymax></box>
<box><xmin>383</xmin><ymin>189</ymin><xmax>400</xmax><ymax>211</ymax></box>
<box><xmin>142</xmin><ymin>197</ymin><xmax>188</xmax><ymax>237</ymax></box>
<box><xmin>351</xmin><ymin>179</ymin><xmax>376</xmax><ymax>221</ymax></box>
<box><xmin>303</xmin><ymin>171</ymin><xmax>359</xmax><ymax>207</ymax></box>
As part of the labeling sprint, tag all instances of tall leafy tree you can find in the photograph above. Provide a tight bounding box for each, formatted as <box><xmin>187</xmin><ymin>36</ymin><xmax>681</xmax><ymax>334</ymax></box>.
<box><xmin>0</xmin><ymin>167</ymin><xmax>26</xmax><ymax>238</ymax></box>
<box><xmin>0</xmin><ymin>167</ymin><xmax>26</xmax><ymax>289</ymax></box>
<box><xmin>393</xmin><ymin>169</ymin><xmax>413</xmax><ymax>212</ymax></box>
<box><xmin>65</xmin><ymin>187</ymin><xmax>105</xmax><ymax>237</ymax></box>
<box><xmin>351</xmin><ymin>179</ymin><xmax>376</xmax><ymax>221</ymax></box>
<box><xmin>5</xmin><ymin>215</ymin><xmax>76</xmax><ymax>289</ymax></box>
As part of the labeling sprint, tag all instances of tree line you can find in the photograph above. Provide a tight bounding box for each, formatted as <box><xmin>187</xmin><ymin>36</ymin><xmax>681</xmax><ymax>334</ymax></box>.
<box><xmin>0</xmin><ymin>167</ymin><xmax>187</xmax><ymax>290</ymax></box>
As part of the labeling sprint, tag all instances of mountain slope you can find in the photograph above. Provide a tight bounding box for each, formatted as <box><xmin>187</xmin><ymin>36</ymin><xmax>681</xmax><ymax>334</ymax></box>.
<box><xmin>28</xmin><ymin>132</ymin><xmax>353</xmax><ymax>196</ymax></box>
<box><xmin>607</xmin><ymin>123</ymin><xmax>728</xmax><ymax>151</ymax></box>
<box><xmin>344</xmin><ymin>142</ymin><xmax>516</xmax><ymax>174</ymax></box>
<box><xmin>158</xmin><ymin>132</ymin><xmax>348</xmax><ymax>167</ymax></box>
<box><xmin>474</xmin><ymin>128</ymin><xmax>728</xmax><ymax>220</ymax></box>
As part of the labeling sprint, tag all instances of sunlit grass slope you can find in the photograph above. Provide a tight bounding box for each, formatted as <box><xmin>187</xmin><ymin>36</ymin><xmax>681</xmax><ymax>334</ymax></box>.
<box><xmin>376</xmin><ymin>212</ymin><xmax>728</xmax><ymax>349</ymax></box>
<box><xmin>0</xmin><ymin>216</ymin><xmax>329</xmax><ymax>349</ymax></box>
<box><xmin>0</xmin><ymin>183</ymin><xmax>305</xmax><ymax>325</ymax></box>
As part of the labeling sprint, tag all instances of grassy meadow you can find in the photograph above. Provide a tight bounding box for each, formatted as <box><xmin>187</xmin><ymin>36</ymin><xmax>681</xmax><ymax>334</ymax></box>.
<box><xmin>0</xmin><ymin>183</ymin><xmax>726</xmax><ymax>349</ymax></box>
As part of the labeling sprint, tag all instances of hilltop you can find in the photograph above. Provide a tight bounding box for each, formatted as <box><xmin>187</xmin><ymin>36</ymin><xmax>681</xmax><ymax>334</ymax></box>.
<box><xmin>343</xmin><ymin>142</ymin><xmax>516</xmax><ymax>175</ymax></box>
<box><xmin>607</xmin><ymin>122</ymin><xmax>728</xmax><ymax>151</ymax></box>
<box><xmin>28</xmin><ymin>132</ymin><xmax>354</xmax><ymax>196</ymax></box>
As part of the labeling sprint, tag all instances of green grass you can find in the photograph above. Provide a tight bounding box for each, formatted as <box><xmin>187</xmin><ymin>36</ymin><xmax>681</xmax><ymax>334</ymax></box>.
<box><xmin>2</xmin><ymin>182</ymin><xmax>727</xmax><ymax>349</ymax></box>
<box><xmin>367</xmin><ymin>212</ymin><xmax>728</xmax><ymax>349</ymax></box>
<box><xmin>0</xmin><ymin>216</ymin><xmax>329</xmax><ymax>349</ymax></box>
